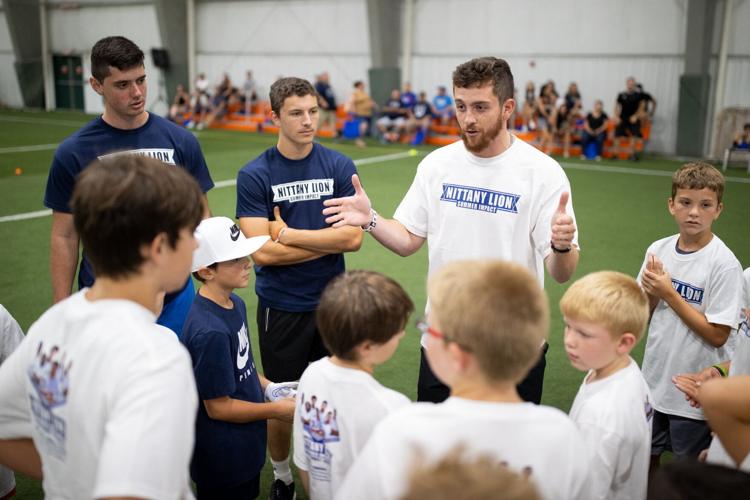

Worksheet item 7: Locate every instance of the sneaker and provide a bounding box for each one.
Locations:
[269,479,296,500]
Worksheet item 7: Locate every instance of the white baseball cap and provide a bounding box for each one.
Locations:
[192,216,269,272]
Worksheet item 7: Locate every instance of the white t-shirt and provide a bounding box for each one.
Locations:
[0,305,24,497]
[707,268,750,469]
[393,137,577,289]
[569,358,653,500]
[335,397,590,500]
[293,357,409,500]
[639,234,743,419]
[0,290,198,500]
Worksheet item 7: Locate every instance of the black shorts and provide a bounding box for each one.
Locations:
[615,118,642,138]
[651,409,712,458]
[256,305,329,382]
[195,474,260,500]
[417,343,548,404]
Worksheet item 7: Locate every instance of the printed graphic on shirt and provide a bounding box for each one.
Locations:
[27,341,72,460]
[272,179,334,203]
[236,323,249,370]
[98,148,176,164]
[440,183,520,214]
[671,278,704,305]
[299,393,340,482]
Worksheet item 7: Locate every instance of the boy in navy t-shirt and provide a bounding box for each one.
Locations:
[182,217,297,499]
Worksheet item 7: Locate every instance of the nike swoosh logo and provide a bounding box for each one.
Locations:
[236,327,249,369]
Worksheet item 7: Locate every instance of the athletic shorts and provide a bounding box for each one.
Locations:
[195,474,260,500]
[651,409,712,458]
[615,119,642,138]
[256,305,329,382]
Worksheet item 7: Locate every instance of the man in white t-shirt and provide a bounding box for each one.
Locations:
[0,156,204,499]
[323,57,579,404]
[293,271,412,500]
[336,260,590,500]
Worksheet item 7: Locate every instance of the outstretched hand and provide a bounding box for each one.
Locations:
[322,174,372,228]
[673,366,723,408]
[550,192,576,251]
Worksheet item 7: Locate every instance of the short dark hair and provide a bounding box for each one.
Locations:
[452,57,514,104]
[91,36,145,82]
[71,155,204,279]
[316,270,413,361]
[671,161,725,203]
[269,77,317,115]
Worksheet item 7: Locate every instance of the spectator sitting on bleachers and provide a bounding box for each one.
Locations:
[537,81,558,154]
[432,85,455,125]
[565,82,582,115]
[400,82,417,111]
[732,123,750,149]
[242,70,258,117]
[521,81,539,131]
[550,102,575,158]
[581,99,609,161]
[376,88,408,143]
[613,76,645,160]
[188,72,211,130]
[405,91,436,143]
[635,83,656,123]
[315,71,338,137]
[168,84,191,125]
[345,80,376,147]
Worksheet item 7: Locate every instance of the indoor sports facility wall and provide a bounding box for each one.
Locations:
[0,0,748,154]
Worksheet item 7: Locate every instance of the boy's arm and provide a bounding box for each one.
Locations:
[50,211,79,303]
[299,469,310,496]
[203,396,295,423]
[641,268,731,348]
[0,438,42,479]
[239,217,326,266]
[700,375,750,467]
[269,206,363,254]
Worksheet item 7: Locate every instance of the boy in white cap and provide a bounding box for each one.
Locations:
[181,216,297,499]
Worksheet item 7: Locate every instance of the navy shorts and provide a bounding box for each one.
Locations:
[651,409,712,458]
[256,305,328,382]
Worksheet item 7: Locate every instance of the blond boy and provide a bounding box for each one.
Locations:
[639,162,743,463]
[336,260,589,500]
[561,271,652,500]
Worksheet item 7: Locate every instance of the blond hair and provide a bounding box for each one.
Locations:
[428,260,548,383]
[671,161,725,203]
[560,271,649,341]
[400,445,541,500]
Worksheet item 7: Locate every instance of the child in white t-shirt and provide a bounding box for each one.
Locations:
[0,305,24,499]
[639,162,743,465]
[561,271,652,500]
[0,156,205,499]
[336,260,590,500]
[293,270,413,500]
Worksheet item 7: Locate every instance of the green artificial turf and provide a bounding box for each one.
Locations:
[1,109,749,499]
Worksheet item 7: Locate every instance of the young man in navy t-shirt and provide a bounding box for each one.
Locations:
[183,216,296,499]
[44,36,213,337]
[236,77,363,500]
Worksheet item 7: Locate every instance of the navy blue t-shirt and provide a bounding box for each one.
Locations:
[314,81,337,110]
[413,101,435,120]
[44,113,214,291]
[236,143,357,312]
[182,293,266,488]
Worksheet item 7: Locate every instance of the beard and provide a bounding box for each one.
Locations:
[460,119,503,154]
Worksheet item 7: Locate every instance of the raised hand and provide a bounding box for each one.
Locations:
[646,253,664,275]
[551,192,575,251]
[269,206,287,241]
[322,174,373,228]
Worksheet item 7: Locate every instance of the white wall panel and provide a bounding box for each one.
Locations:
[47,3,166,115]
[0,11,23,108]
[195,0,370,108]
